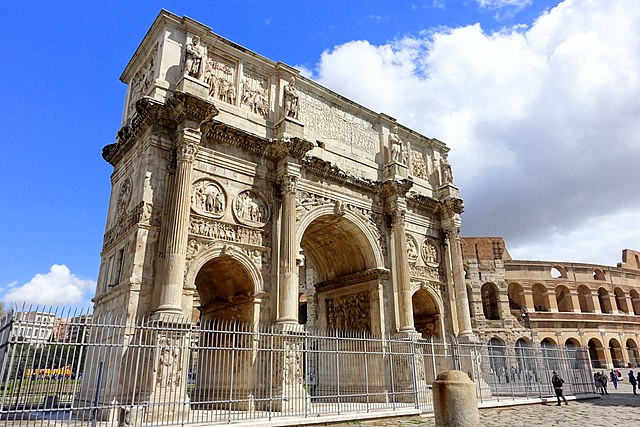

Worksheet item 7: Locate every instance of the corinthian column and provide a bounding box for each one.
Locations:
[277,174,299,324]
[443,215,474,339]
[391,209,416,332]
[156,126,201,316]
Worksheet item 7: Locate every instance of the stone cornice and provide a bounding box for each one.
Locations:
[378,178,414,198]
[406,192,441,212]
[102,97,165,166]
[204,121,270,156]
[440,197,465,215]
[265,137,314,160]
[300,156,382,193]
[102,92,218,167]
[315,268,390,292]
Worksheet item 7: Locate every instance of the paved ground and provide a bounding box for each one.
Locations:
[331,382,640,427]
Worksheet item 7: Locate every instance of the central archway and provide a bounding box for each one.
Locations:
[298,209,383,333]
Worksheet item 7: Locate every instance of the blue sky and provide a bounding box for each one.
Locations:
[1,0,639,307]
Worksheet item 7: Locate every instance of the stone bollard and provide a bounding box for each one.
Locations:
[433,370,480,427]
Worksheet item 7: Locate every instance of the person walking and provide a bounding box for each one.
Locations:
[610,369,618,390]
[629,370,637,395]
[552,371,568,406]
[601,371,609,395]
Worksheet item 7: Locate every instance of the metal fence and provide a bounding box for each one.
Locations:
[0,308,594,426]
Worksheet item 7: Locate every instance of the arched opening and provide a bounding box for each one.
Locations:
[541,338,559,371]
[481,282,500,320]
[508,283,525,312]
[298,294,308,325]
[192,255,257,409]
[626,339,640,367]
[577,285,594,313]
[488,337,507,380]
[609,338,625,368]
[515,338,534,379]
[532,283,550,312]
[466,285,475,318]
[412,289,440,339]
[555,285,573,312]
[551,266,567,279]
[588,338,607,369]
[300,214,379,332]
[631,290,640,315]
[598,288,613,314]
[298,212,382,402]
[614,288,629,313]
[195,256,256,323]
[593,268,605,280]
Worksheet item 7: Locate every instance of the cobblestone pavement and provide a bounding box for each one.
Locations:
[331,382,640,427]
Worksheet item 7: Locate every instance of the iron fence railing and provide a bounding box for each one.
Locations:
[0,308,594,426]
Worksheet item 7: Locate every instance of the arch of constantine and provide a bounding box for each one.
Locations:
[95,10,471,340]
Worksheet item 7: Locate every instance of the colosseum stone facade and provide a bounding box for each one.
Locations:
[462,237,640,369]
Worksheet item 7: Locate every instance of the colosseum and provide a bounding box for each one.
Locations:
[462,237,640,370]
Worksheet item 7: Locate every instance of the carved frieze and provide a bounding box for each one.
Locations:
[298,88,378,154]
[410,148,428,180]
[204,54,237,105]
[127,43,158,120]
[191,179,225,218]
[189,215,266,246]
[409,264,441,282]
[327,291,371,332]
[422,238,440,267]
[103,202,160,250]
[116,177,132,219]
[300,157,381,193]
[156,336,182,389]
[239,68,269,118]
[232,190,270,227]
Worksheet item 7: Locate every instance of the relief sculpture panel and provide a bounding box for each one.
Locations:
[298,88,378,154]
[239,68,269,118]
[233,190,270,227]
[204,54,237,105]
[422,238,440,267]
[191,179,225,218]
[327,292,371,332]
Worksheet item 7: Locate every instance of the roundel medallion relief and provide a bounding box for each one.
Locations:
[421,238,440,267]
[406,234,419,262]
[191,179,226,218]
[233,190,270,227]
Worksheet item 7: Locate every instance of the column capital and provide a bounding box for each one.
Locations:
[277,174,298,195]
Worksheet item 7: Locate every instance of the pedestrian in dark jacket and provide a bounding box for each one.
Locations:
[610,369,618,390]
[552,371,568,406]
[629,370,637,395]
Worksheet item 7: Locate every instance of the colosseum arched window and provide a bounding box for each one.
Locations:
[532,283,550,312]
[481,282,500,320]
[626,339,640,367]
[555,285,573,312]
[550,265,567,279]
[609,338,625,368]
[614,288,629,313]
[593,268,606,280]
[507,282,524,312]
[598,287,613,314]
[631,290,640,315]
[577,285,594,313]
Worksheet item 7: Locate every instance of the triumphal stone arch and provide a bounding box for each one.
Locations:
[92,10,472,418]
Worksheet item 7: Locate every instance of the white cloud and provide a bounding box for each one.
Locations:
[3,265,96,307]
[476,0,532,9]
[311,0,640,265]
